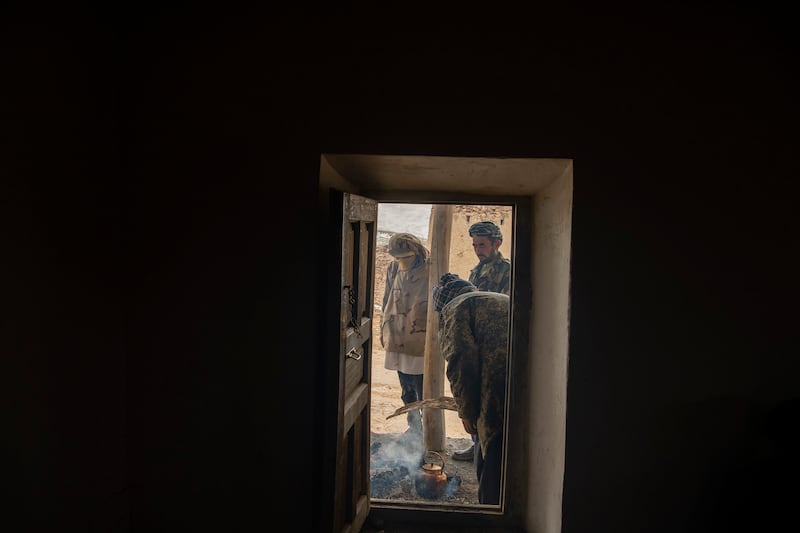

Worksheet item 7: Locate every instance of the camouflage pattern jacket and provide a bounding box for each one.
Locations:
[469,252,511,295]
[438,291,509,458]
[380,260,430,357]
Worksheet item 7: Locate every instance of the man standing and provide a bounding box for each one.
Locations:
[452,220,512,461]
[380,233,430,437]
[467,220,511,295]
[433,273,509,505]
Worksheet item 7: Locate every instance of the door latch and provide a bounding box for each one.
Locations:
[346,348,362,360]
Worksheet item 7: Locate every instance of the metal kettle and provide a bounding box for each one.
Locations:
[414,450,448,499]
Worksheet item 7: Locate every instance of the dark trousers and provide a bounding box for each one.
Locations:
[475,432,503,505]
[397,371,424,432]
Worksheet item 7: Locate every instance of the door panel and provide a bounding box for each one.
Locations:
[333,192,377,533]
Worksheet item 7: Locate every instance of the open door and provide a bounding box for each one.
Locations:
[332,192,377,533]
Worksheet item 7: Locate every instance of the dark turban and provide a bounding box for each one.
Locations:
[432,273,476,312]
[468,221,503,240]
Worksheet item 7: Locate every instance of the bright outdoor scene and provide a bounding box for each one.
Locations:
[369,202,513,505]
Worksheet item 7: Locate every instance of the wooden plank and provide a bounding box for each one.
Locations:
[336,193,375,533]
[423,204,453,451]
[343,382,369,434]
[344,357,363,399]
[347,195,378,222]
[351,494,369,533]
[337,493,368,533]
[344,318,371,354]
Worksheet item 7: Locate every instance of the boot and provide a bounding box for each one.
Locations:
[406,408,422,436]
[452,443,474,461]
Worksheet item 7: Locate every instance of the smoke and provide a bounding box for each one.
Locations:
[372,432,426,466]
[369,432,462,500]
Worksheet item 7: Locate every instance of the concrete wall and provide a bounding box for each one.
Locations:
[527,165,573,533]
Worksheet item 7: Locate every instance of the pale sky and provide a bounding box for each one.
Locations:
[377,203,432,239]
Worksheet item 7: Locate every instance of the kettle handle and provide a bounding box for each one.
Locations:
[424,450,446,472]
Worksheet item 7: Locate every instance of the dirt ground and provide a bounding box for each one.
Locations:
[369,204,512,505]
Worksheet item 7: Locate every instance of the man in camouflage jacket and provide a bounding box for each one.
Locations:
[451,220,511,463]
[468,220,511,295]
[433,273,509,505]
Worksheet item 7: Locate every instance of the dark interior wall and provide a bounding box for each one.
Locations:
[120,11,322,532]
[2,7,128,531]
[4,4,798,532]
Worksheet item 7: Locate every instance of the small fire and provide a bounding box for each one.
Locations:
[369,434,461,501]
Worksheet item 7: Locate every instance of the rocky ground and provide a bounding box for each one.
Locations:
[369,430,477,504]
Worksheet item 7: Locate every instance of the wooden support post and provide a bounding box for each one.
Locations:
[422,204,454,452]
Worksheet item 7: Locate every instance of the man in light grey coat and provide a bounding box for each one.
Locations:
[380,233,430,436]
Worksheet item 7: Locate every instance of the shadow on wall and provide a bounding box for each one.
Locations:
[684,395,800,532]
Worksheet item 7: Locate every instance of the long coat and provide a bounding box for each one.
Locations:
[380,259,430,357]
[439,291,509,458]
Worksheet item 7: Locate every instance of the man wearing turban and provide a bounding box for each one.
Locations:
[433,273,509,505]
[452,220,512,462]
[467,220,511,296]
[380,233,430,437]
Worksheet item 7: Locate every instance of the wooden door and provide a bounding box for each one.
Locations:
[332,192,377,533]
